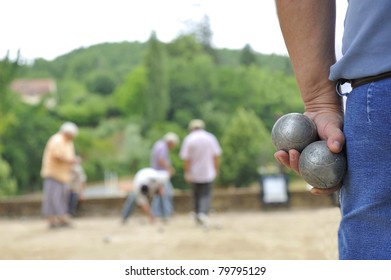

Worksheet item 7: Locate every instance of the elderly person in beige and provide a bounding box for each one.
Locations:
[41,122,80,229]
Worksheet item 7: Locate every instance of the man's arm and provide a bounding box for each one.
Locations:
[157,157,175,176]
[140,203,155,223]
[183,159,191,183]
[275,0,345,194]
[213,156,220,177]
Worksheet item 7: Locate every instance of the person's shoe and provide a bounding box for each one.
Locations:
[58,222,72,228]
[197,213,209,228]
[48,223,58,230]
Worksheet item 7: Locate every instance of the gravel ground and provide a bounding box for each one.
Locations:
[0,207,341,260]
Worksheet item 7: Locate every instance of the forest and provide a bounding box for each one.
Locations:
[0,23,304,196]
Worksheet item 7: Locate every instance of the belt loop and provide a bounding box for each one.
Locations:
[336,79,349,97]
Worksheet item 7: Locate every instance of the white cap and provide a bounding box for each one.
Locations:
[163,132,179,144]
[60,122,78,136]
[188,119,205,131]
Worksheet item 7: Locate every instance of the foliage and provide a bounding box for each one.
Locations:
[0,156,17,197]
[193,15,217,61]
[57,94,109,126]
[2,32,302,195]
[2,103,59,192]
[219,108,274,187]
[0,55,19,150]
[166,35,204,60]
[240,44,258,66]
[168,53,217,125]
[25,42,146,82]
[56,79,87,104]
[143,32,170,126]
[117,122,151,173]
[86,72,116,95]
[113,66,147,116]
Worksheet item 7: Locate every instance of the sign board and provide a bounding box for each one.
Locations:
[260,175,289,204]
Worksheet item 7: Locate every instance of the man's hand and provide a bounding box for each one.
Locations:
[274,110,345,195]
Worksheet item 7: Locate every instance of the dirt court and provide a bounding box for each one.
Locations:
[0,207,341,260]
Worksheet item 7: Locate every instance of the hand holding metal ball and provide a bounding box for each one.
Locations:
[271,113,318,152]
[299,140,346,189]
[272,113,346,189]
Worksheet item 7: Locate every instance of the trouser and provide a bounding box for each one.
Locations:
[122,192,137,221]
[191,182,212,215]
[339,77,391,259]
[151,181,173,218]
[68,191,80,216]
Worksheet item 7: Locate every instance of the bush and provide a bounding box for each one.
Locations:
[219,108,274,187]
[0,157,17,197]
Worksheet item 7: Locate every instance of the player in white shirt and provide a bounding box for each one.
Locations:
[122,168,170,223]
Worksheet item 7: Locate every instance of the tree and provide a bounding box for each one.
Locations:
[166,34,204,60]
[0,156,17,197]
[219,108,274,187]
[195,15,218,61]
[86,72,116,95]
[240,44,258,66]
[143,32,170,125]
[117,123,151,172]
[0,54,19,151]
[168,54,216,126]
[2,103,59,192]
[0,55,19,195]
[113,66,147,116]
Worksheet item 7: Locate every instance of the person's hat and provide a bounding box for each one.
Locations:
[188,119,205,131]
[164,132,179,144]
[60,122,78,136]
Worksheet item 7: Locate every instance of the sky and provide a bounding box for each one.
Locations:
[1,0,348,62]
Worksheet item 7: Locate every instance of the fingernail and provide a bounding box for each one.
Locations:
[333,141,342,150]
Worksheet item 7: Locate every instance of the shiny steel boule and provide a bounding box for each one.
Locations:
[299,140,346,189]
[272,113,318,152]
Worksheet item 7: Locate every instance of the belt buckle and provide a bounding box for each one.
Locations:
[336,79,349,97]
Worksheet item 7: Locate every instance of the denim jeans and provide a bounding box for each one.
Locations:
[68,191,79,216]
[122,192,137,221]
[151,181,174,218]
[339,77,391,259]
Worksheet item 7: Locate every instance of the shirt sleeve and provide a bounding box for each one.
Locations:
[212,135,222,156]
[179,138,190,160]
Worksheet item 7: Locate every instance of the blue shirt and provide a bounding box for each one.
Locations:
[330,0,391,81]
[150,140,169,170]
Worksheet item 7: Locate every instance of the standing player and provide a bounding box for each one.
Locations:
[180,119,222,227]
[150,132,180,220]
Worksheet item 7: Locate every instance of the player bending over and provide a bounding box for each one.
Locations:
[122,168,170,224]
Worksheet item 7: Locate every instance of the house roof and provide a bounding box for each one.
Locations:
[10,78,57,105]
[11,78,57,96]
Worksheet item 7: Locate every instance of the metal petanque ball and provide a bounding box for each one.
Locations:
[272,113,318,152]
[299,140,346,189]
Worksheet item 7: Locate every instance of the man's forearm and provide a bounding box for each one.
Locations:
[214,156,220,174]
[276,0,342,112]
[183,160,190,173]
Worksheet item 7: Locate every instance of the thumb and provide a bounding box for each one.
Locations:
[325,127,345,154]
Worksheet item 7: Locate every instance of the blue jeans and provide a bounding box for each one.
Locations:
[151,181,174,218]
[339,77,391,259]
[68,191,79,216]
[122,192,137,221]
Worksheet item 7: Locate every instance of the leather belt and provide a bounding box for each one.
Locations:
[349,70,391,88]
